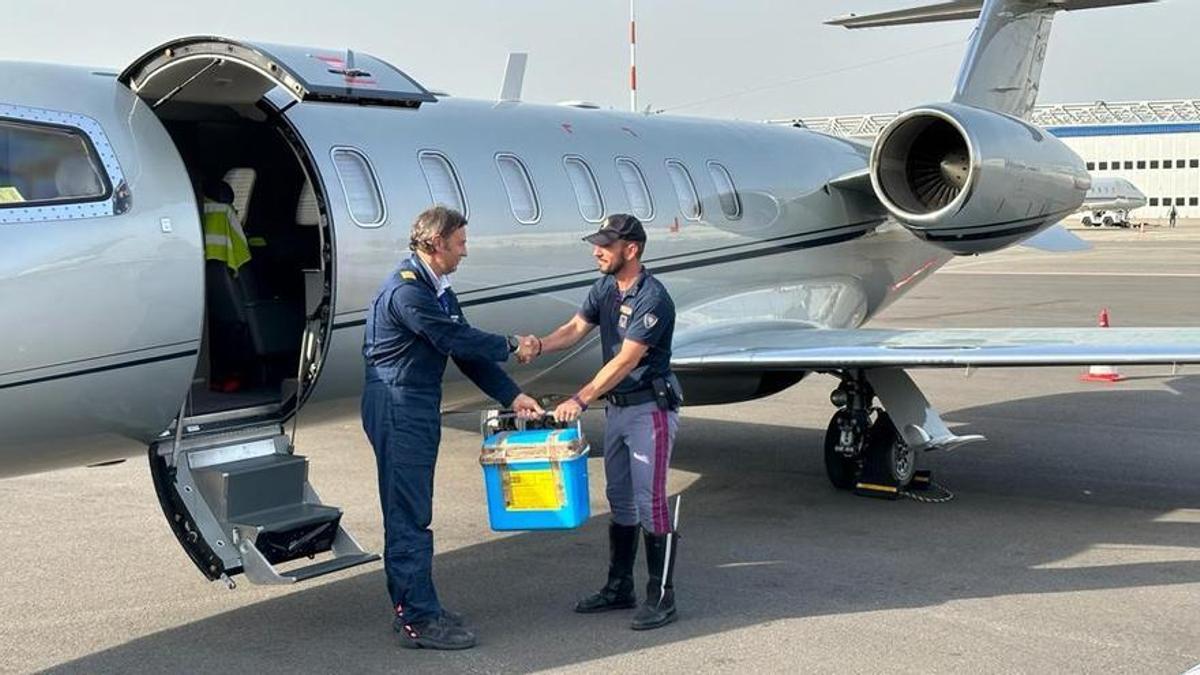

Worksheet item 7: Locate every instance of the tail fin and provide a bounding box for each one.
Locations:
[827,0,1156,119]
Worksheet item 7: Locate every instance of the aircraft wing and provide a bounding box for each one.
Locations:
[671,321,1200,372]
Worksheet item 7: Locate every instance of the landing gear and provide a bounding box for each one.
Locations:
[825,367,936,494]
[822,369,986,500]
[823,376,871,490]
[823,375,916,494]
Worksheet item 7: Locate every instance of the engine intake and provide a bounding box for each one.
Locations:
[869,103,1089,255]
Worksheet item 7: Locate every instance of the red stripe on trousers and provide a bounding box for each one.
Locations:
[651,410,668,532]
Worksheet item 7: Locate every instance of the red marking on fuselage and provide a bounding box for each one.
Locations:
[889,257,938,292]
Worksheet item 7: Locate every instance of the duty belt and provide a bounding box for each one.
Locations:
[604,388,657,407]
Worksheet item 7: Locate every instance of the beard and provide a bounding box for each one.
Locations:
[600,255,627,276]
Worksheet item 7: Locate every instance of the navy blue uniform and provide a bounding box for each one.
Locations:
[362,255,520,625]
[579,270,675,395]
[579,269,681,533]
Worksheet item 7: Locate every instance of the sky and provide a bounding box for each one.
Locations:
[1,0,1193,120]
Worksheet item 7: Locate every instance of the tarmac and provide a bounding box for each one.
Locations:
[2,225,1200,674]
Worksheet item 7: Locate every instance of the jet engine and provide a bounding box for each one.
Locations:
[869,102,1090,255]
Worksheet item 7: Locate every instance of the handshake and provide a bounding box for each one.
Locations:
[511,335,543,365]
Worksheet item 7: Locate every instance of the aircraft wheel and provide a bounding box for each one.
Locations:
[866,413,917,487]
[824,410,864,490]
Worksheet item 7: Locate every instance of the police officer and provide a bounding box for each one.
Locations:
[527,213,682,630]
[362,206,542,650]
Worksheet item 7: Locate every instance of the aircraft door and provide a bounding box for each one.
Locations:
[116,37,420,586]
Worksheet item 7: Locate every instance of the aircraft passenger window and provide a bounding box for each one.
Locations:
[495,154,540,224]
[1098,162,1108,170]
[706,161,742,220]
[0,119,110,208]
[333,148,386,227]
[1138,161,1147,169]
[1150,198,1159,206]
[418,150,468,217]
[665,160,701,221]
[563,156,604,223]
[615,158,654,220]
[1085,162,1095,171]
[223,167,256,221]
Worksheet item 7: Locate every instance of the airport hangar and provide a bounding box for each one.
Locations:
[772,99,1200,222]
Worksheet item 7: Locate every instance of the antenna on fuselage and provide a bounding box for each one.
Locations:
[498,52,528,102]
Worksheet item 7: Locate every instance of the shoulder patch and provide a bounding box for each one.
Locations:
[399,270,417,281]
[643,313,658,329]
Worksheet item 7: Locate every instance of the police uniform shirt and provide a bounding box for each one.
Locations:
[579,269,675,395]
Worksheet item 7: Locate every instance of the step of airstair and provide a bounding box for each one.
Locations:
[181,437,378,585]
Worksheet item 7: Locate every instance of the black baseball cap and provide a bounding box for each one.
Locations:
[583,213,646,246]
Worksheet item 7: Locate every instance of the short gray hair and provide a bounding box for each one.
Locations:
[409,206,467,253]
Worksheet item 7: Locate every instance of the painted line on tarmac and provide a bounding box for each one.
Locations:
[940,270,1200,277]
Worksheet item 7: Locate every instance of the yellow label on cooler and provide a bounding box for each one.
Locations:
[505,468,564,510]
[0,186,26,204]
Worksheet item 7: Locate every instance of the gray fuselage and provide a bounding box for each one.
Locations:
[0,59,948,477]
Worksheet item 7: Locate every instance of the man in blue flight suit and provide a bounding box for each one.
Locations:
[362,206,542,650]
[525,213,683,630]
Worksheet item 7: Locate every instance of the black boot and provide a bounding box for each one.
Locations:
[631,530,677,630]
[575,522,640,613]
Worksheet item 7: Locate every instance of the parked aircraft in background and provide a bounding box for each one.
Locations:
[1078,176,1147,226]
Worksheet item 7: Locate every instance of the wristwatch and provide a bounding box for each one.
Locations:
[506,335,520,353]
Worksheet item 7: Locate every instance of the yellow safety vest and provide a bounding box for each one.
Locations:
[203,201,252,273]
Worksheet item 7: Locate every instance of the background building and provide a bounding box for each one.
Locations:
[774,100,1200,220]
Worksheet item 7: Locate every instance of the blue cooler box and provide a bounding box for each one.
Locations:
[480,426,590,531]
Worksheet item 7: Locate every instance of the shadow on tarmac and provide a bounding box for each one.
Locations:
[48,376,1200,673]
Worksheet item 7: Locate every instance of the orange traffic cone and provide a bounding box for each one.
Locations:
[1081,308,1123,383]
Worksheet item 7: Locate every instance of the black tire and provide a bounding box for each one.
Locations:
[1082,216,1093,227]
[865,413,917,487]
[824,411,861,490]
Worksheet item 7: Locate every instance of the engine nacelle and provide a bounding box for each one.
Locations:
[869,102,1090,255]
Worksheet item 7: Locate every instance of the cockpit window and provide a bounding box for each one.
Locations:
[0,119,111,207]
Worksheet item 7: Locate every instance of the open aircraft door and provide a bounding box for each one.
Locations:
[119,38,435,587]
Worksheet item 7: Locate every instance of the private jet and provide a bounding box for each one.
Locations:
[2,0,1197,588]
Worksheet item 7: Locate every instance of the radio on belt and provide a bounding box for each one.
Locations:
[479,412,591,531]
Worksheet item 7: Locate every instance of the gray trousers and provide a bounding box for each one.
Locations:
[603,401,679,534]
